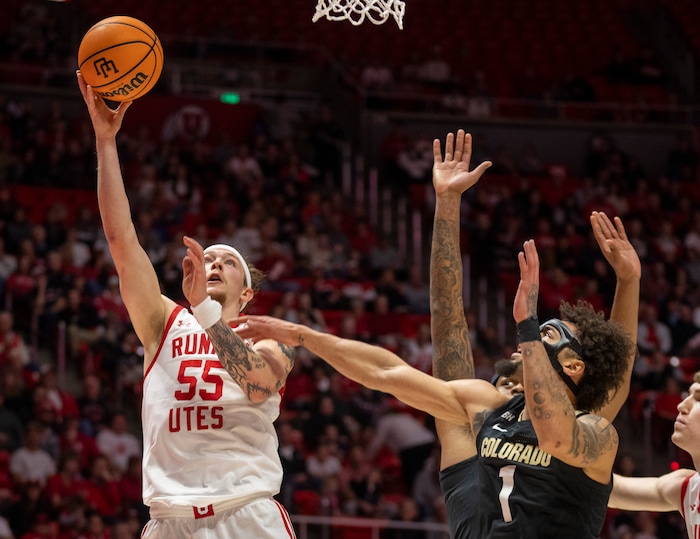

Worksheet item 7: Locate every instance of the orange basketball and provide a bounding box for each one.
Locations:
[78,16,164,102]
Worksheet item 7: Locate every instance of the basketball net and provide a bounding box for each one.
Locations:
[312,0,406,29]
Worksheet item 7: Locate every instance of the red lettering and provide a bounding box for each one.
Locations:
[168,405,225,431]
[200,360,224,400]
[183,405,195,430]
[174,360,202,400]
[184,334,197,355]
[172,336,183,356]
[211,406,223,429]
[198,334,212,354]
[197,406,207,430]
[168,408,181,432]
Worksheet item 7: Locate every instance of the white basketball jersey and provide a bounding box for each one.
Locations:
[682,472,700,539]
[142,306,283,507]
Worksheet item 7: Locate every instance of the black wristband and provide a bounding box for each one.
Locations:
[517,316,541,343]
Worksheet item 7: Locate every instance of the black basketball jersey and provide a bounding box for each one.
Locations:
[439,455,479,539]
[475,394,612,539]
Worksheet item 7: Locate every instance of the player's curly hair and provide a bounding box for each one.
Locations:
[559,300,636,412]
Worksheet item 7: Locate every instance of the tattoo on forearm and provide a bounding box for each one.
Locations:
[526,285,538,317]
[431,218,473,380]
[206,319,272,399]
[525,343,573,422]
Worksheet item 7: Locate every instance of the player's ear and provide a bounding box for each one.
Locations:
[241,287,254,304]
[562,358,585,379]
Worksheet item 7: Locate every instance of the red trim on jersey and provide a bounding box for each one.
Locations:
[681,474,692,520]
[144,305,184,380]
[272,498,296,538]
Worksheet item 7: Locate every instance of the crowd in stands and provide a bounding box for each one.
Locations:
[0,2,699,539]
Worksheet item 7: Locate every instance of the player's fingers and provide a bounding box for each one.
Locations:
[432,138,443,163]
[613,216,629,241]
[461,132,471,163]
[454,129,465,161]
[472,160,492,178]
[444,132,454,161]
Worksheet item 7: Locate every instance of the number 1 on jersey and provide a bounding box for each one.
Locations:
[498,465,516,522]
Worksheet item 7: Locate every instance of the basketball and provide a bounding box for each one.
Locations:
[78,16,164,102]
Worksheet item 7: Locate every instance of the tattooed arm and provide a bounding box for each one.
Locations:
[514,240,618,482]
[206,319,295,403]
[430,130,491,468]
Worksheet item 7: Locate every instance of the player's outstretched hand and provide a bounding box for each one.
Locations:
[432,129,492,197]
[590,211,641,283]
[182,235,209,307]
[235,315,300,347]
[76,70,132,140]
[513,239,540,323]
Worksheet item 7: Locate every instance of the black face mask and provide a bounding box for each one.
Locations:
[539,318,583,395]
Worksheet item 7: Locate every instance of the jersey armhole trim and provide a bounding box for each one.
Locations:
[144,304,184,380]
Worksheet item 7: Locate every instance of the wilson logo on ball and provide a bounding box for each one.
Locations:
[102,73,150,99]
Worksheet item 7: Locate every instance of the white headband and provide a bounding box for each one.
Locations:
[203,244,252,311]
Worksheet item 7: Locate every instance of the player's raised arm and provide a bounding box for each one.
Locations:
[77,71,171,360]
[430,130,491,469]
[590,211,641,422]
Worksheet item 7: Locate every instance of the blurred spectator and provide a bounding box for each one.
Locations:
[82,454,122,523]
[76,374,108,438]
[94,412,140,475]
[637,302,673,356]
[36,367,79,424]
[306,441,343,483]
[403,266,429,315]
[339,443,382,517]
[7,479,51,538]
[0,391,22,452]
[666,300,700,355]
[0,311,29,377]
[57,416,99,474]
[367,404,436,494]
[225,143,263,187]
[650,375,684,454]
[374,268,409,312]
[55,287,101,363]
[78,510,110,539]
[0,238,17,304]
[4,254,39,338]
[45,450,84,517]
[367,294,402,348]
[277,421,310,510]
[382,496,427,539]
[412,447,442,521]
[9,421,55,488]
[402,323,433,373]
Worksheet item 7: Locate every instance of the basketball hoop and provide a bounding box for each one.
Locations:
[312,0,406,29]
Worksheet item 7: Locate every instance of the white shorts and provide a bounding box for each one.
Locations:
[141,497,296,539]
